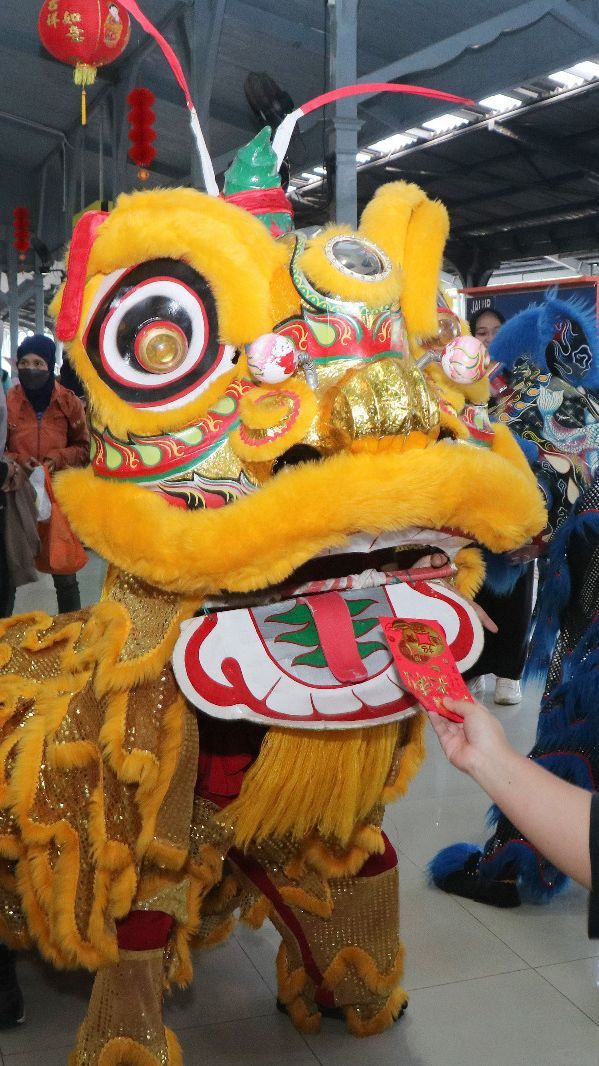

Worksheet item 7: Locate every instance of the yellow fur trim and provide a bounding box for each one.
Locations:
[230,379,318,462]
[276,942,321,1034]
[193,914,236,950]
[284,822,385,882]
[323,943,405,998]
[381,713,426,804]
[241,895,271,929]
[401,197,450,338]
[454,546,485,599]
[78,1028,183,1066]
[424,354,491,410]
[425,363,467,413]
[279,882,334,919]
[0,603,200,972]
[297,224,402,308]
[55,187,299,439]
[460,375,491,405]
[345,984,408,1037]
[201,873,240,914]
[219,723,399,847]
[359,182,427,267]
[55,433,546,597]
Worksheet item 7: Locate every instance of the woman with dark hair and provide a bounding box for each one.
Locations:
[469,307,505,346]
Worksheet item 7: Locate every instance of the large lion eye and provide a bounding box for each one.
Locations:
[324,236,391,281]
[83,258,235,409]
[134,322,188,373]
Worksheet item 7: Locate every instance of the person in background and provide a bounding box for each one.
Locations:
[59,352,86,406]
[470,307,505,347]
[6,333,89,614]
[467,306,531,707]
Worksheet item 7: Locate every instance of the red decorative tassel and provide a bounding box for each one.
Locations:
[127,87,156,181]
[13,207,30,262]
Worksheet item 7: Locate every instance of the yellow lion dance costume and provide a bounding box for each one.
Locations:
[0,125,545,1063]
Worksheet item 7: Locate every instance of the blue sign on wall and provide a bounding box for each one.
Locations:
[465,282,597,323]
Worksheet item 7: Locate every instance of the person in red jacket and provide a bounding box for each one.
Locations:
[6,333,90,614]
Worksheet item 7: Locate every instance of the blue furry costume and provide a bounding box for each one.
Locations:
[430,294,599,907]
[489,291,599,544]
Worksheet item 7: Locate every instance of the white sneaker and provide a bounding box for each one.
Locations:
[494,678,521,705]
[468,676,486,701]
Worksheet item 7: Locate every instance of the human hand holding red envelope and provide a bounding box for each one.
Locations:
[379,617,474,723]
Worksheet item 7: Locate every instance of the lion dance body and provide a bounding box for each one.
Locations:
[0,130,545,1064]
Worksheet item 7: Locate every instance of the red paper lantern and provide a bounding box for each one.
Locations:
[38,1,131,123]
[13,208,30,263]
[127,87,156,181]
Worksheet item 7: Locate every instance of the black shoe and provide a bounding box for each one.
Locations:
[0,985,24,1028]
[438,852,521,909]
[0,947,25,1028]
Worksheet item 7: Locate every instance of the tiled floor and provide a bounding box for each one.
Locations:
[4,564,599,1064]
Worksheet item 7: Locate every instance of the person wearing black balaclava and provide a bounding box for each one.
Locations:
[6,333,90,614]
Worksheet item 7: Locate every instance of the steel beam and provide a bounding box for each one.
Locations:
[185,0,228,186]
[458,197,599,237]
[553,2,599,42]
[34,268,45,333]
[225,0,326,54]
[327,0,361,227]
[7,245,19,379]
[356,0,578,90]
[490,122,599,184]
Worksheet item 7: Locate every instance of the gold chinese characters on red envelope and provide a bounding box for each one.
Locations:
[379,617,473,722]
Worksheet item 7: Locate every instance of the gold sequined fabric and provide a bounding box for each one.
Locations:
[225,834,403,1029]
[0,572,200,975]
[72,949,169,1065]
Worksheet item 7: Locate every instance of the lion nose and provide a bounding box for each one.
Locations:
[324,358,439,447]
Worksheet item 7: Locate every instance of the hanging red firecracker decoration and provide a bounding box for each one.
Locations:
[38,1,131,125]
[13,208,30,263]
[127,87,156,181]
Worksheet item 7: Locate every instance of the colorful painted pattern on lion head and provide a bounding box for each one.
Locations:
[52,141,545,605]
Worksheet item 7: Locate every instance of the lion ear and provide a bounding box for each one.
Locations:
[359,182,449,339]
[359,181,426,266]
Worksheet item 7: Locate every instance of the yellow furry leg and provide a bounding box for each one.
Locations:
[242,840,406,1039]
[345,985,408,1037]
[69,949,180,1064]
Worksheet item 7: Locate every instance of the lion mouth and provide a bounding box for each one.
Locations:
[204,526,473,612]
[174,524,482,729]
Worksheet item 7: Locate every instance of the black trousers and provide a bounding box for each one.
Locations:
[465,562,535,682]
[5,573,81,616]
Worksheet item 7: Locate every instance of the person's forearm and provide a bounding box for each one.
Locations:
[470,745,592,889]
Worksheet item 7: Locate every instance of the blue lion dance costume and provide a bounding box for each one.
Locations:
[431,293,599,907]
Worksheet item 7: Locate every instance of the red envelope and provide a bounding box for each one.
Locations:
[379,616,474,722]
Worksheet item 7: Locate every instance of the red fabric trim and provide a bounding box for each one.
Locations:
[358,832,397,877]
[299,82,474,117]
[197,750,254,800]
[56,211,109,342]
[116,1,194,109]
[229,848,335,1008]
[223,187,293,218]
[229,837,399,1005]
[116,910,173,951]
